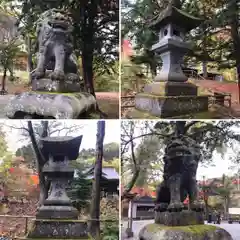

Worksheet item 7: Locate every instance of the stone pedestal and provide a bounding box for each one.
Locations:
[155,210,204,226]
[28,220,88,239]
[124,2,211,119]
[133,93,208,118]
[32,77,84,93]
[4,92,96,119]
[26,136,89,239]
[144,82,197,96]
[139,224,233,240]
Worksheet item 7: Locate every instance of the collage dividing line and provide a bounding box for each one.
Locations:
[0,0,240,240]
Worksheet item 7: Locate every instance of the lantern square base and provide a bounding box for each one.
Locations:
[27,219,88,239]
[36,205,79,219]
[143,81,198,96]
[130,93,208,118]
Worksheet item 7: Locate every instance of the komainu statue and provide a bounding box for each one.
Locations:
[31,8,83,90]
[5,8,97,119]
[155,134,203,213]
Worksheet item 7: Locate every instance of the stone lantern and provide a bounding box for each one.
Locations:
[28,135,89,239]
[150,3,203,84]
[127,2,209,118]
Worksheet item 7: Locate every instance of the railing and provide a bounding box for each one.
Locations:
[121,95,135,111]
[183,69,207,81]
[0,215,34,236]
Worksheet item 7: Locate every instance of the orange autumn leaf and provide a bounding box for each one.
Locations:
[122,39,133,60]
[29,175,39,185]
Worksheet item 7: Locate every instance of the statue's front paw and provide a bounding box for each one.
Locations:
[168,202,184,212]
[66,73,79,82]
[32,69,45,79]
[190,201,204,212]
[155,203,168,212]
[50,70,65,81]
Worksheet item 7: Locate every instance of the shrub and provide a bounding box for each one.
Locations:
[100,197,119,240]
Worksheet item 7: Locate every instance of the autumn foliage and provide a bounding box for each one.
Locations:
[1,156,39,201]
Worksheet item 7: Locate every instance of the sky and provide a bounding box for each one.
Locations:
[0,120,120,153]
[121,120,240,180]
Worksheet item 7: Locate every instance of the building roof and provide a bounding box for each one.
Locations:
[85,167,119,180]
[121,185,156,198]
[133,195,155,203]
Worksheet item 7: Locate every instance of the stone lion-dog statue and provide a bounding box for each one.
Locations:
[31,8,79,81]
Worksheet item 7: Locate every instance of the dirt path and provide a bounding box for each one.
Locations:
[195,80,239,105]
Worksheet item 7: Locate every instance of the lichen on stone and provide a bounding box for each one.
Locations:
[139,223,233,240]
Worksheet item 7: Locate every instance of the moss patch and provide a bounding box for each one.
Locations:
[32,91,75,96]
[170,110,220,119]
[125,108,159,119]
[34,219,87,223]
[146,224,218,236]
[23,238,90,240]
[136,93,209,99]
[125,108,219,119]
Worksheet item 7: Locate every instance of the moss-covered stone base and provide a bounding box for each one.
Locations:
[125,108,221,119]
[5,91,97,119]
[27,219,89,239]
[134,93,208,118]
[139,224,233,240]
[22,238,90,240]
[143,82,198,96]
[155,210,204,226]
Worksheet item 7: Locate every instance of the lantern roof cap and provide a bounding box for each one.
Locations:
[41,135,83,160]
[149,4,203,32]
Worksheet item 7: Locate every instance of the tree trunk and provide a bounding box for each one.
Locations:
[27,121,49,206]
[202,10,208,79]
[80,1,107,117]
[228,0,240,102]
[202,61,208,79]
[1,67,7,92]
[175,121,186,136]
[122,169,140,200]
[204,198,209,220]
[26,36,33,82]
[89,121,105,238]
[149,60,157,78]
[81,1,97,97]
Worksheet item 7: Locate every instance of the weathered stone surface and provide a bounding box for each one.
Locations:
[31,9,80,80]
[32,76,84,93]
[155,210,204,226]
[36,206,79,219]
[135,93,208,118]
[125,108,221,119]
[144,82,198,96]
[27,220,88,239]
[5,92,96,119]
[139,224,233,240]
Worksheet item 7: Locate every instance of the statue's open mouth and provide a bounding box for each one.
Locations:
[48,21,68,30]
